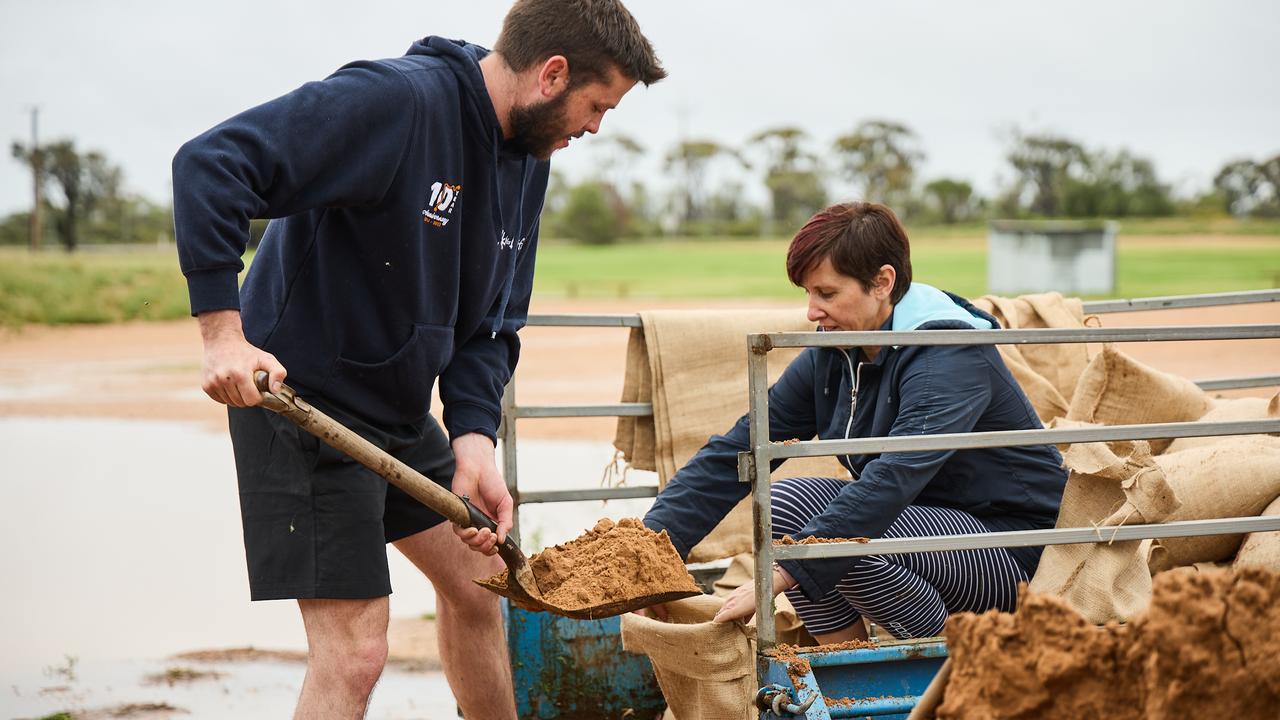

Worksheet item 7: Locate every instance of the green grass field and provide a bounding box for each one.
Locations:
[0,249,194,326]
[2,223,1278,325]
[530,235,1280,301]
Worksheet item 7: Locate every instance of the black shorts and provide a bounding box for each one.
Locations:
[227,397,454,601]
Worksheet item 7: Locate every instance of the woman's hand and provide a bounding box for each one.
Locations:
[713,567,796,623]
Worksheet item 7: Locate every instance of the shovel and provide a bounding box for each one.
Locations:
[251,373,700,619]
[251,372,546,607]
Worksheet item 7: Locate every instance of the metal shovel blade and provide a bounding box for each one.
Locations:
[474,572,700,620]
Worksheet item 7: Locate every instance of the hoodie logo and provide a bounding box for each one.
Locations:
[423,181,462,227]
[498,230,526,251]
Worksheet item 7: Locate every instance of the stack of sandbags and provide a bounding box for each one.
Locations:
[1235,495,1280,570]
[1028,437,1178,623]
[1165,393,1280,453]
[621,594,756,720]
[1145,436,1280,572]
[1066,344,1212,454]
[1147,392,1280,570]
[1040,355,1280,612]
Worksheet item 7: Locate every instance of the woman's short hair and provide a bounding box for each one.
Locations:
[785,201,913,304]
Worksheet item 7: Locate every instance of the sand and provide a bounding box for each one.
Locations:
[481,517,701,614]
[775,535,870,545]
[935,566,1280,719]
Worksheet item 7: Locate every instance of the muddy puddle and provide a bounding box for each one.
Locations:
[4,655,454,719]
[1,417,656,718]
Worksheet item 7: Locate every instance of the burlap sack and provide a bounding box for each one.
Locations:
[1028,438,1178,623]
[616,327,658,472]
[971,292,1088,423]
[1067,345,1212,454]
[1234,495,1280,571]
[621,594,756,720]
[1164,392,1280,454]
[613,309,847,562]
[1146,437,1280,572]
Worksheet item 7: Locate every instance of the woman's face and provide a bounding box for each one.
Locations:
[799,257,896,333]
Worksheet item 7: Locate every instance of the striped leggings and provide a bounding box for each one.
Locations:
[772,477,1027,639]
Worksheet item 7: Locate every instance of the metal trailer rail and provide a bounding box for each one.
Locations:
[496,289,1277,719]
[741,303,1279,718]
[500,288,1280,537]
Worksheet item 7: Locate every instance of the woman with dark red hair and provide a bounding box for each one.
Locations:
[642,202,1067,641]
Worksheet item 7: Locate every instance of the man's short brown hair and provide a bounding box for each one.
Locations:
[786,202,914,304]
[495,0,666,86]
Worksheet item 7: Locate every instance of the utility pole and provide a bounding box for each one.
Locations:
[29,107,42,252]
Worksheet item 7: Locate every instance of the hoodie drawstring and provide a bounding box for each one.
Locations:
[489,130,531,339]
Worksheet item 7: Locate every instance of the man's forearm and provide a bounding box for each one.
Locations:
[198,309,246,344]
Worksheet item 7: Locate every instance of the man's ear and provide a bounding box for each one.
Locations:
[537,55,570,98]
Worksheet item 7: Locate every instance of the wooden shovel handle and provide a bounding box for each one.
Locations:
[252,371,470,526]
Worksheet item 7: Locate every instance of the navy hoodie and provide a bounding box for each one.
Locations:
[173,37,549,437]
[643,284,1068,602]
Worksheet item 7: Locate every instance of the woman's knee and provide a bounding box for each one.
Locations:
[769,476,832,536]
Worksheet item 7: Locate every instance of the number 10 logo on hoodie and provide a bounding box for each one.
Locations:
[423,181,462,227]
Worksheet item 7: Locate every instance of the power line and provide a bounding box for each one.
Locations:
[28,106,42,252]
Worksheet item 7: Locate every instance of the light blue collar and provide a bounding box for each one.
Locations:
[891,283,992,332]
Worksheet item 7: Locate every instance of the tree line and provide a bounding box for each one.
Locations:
[6,139,173,251]
[543,121,1280,244]
[5,122,1280,251]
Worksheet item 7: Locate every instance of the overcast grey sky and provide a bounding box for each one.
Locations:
[2,0,1277,216]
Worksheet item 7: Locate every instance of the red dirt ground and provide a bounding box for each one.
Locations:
[1,299,1275,441]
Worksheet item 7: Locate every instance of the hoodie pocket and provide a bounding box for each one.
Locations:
[326,324,454,426]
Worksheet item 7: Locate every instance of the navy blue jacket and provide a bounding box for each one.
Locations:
[173,37,548,437]
[643,285,1067,602]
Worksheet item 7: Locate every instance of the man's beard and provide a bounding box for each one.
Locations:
[508,90,572,160]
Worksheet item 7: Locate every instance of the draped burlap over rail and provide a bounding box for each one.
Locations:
[611,309,846,562]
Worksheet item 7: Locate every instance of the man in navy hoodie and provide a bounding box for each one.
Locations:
[172,1,664,715]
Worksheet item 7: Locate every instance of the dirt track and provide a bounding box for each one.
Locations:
[0,298,1276,441]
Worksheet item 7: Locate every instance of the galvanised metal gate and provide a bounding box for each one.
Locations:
[496,288,1279,719]
[741,289,1280,719]
[501,289,1280,539]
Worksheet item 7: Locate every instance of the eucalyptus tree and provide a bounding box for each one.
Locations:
[832,120,923,209]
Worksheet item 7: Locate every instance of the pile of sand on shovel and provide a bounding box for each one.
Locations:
[478,518,701,618]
